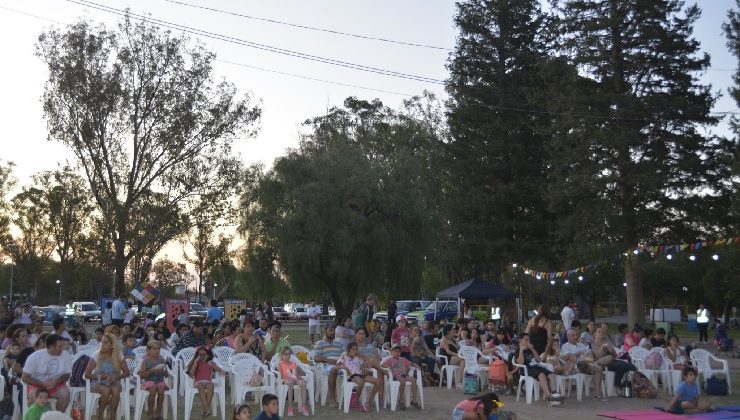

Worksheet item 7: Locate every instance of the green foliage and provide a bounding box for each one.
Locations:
[150,258,193,298]
[723,1,740,232]
[445,0,559,279]
[241,98,438,316]
[36,14,260,293]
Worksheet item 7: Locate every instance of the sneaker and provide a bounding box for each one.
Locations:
[287,407,294,417]
[300,405,310,416]
[547,394,565,403]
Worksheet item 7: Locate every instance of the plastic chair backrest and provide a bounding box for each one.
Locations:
[133,346,148,359]
[213,346,235,363]
[458,345,483,373]
[229,352,260,368]
[689,349,712,372]
[629,346,649,359]
[176,347,196,365]
[232,358,267,385]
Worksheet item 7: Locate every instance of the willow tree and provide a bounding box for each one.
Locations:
[37,15,260,292]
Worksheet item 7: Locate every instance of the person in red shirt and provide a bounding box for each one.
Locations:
[391,316,412,360]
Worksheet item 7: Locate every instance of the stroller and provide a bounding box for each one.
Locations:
[715,321,736,358]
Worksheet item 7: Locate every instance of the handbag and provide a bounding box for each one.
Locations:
[705,375,729,395]
[463,373,479,394]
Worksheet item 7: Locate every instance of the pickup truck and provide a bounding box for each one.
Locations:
[405,300,459,324]
[373,300,430,324]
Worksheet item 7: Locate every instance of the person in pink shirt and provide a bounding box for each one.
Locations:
[380,345,420,409]
[452,392,516,420]
[277,347,309,416]
[187,346,224,418]
[390,316,412,360]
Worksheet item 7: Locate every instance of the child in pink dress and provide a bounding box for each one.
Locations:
[187,346,224,418]
[337,342,380,412]
[277,347,310,416]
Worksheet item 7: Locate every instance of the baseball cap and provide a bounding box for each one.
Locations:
[396,315,407,323]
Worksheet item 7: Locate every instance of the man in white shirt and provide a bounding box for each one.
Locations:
[22,334,73,412]
[696,304,709,343]
[307,299,322,345]
[560,303,575,344]
[112,294,127,326]
[561,329,607,401]
[124,303,136,325]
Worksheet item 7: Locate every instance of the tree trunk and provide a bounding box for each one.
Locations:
[114,236,127,295]
[625,255,644,328]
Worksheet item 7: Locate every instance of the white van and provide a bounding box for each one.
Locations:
[72,301,102,322]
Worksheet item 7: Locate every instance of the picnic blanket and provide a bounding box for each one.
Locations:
[598,409,740,420]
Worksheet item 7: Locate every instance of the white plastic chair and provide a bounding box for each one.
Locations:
[513,363,540,404]
[181,364,227,420]
[691,349,732,394]
[68,352,91,414]
[382,366,423,411]
[132,359,178,420]
[435,347,461,389]
[133,346,148,359]
[212,346,234,364]
[458,345,490,387]
[232,358,276,406]
[269,353,315,416]
[338,368,379,413]
[549,361,584,401]
[629,347,657,384]
[77,344,98,354]
[84,376,128,420]
[228,353,262,404]
[175,348,196,397]
[649,347,672,393]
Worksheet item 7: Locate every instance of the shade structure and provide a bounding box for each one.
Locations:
[436,278,516,300]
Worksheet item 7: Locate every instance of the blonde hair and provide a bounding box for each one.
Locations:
[95,333,123,374]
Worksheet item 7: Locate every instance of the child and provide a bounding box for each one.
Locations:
[122,333,137,359]
[277,347,310,416]
[3,343,20,374]
[380,345,420,409]
[139,340,169,419]
[187,345,224,418]
[665,366,711,414]
[232,403,251,420]
[337,342,380,412]
[90,327,105,347]
[452,392,516,420]
[255,393,280,420]
[23,387,49,420]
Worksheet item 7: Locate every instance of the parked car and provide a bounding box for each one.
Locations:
[189,302,207,321]
[291,306,309,320]
[405,300,459,324]
[272,307,290,320]
[71,301,102,323]
[373,300,431,324]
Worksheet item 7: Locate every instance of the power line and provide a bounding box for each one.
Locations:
[162,0,452,51]
[64,0,446,85]
[0,5,64,24]
[215,59,415,96]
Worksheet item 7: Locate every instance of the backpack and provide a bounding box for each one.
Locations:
[643,352,663,370]
[488,358,508,385]
[69,355,90,387]
[632,372,657,399]
[463,373,479,394]
[352,303,369,329]
[705,375,729,395]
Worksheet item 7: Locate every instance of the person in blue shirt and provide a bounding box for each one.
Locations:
[206,300,222,326]
[254,393,280,420]
[665,366,711,414]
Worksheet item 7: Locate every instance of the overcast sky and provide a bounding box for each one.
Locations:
[0,0,736,186]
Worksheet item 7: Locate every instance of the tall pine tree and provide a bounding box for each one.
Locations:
[724,1,740,229]
[554,0,733,327]
[445,0,558,282]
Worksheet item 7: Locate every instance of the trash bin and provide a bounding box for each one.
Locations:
[687,315,697,332]
[655,321,672,335]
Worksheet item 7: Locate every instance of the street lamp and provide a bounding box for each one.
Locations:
[56,280,61,305]
[213,283,218,300]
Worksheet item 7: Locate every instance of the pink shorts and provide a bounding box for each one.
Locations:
[28,383,67,397]
[141,381,169,391]
[194,380,212,386]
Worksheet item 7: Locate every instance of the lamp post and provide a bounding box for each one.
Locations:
[213,283,218,300]
[56,279,61,305]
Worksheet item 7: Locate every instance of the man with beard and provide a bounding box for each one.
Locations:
[313,325,344,408]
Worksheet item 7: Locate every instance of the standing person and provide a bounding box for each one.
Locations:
[525,304,552,355]
[560,302,576,344]
[265,303,274,324]
[123,303,136,325]
[696,304,709,344]
[306,299,322,345]
[102,301,112,326]
[206,300,222,326]
[385,300,397,343]
[352,294,377,330]
[83,333,129,420]
[112,295,127,326]
[21,334,73,413]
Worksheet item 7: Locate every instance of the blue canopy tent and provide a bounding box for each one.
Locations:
[434,278,517,324]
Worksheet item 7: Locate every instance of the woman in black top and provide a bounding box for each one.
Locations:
[439,325,465,387]
[516,333,563,404]
[525,304,552,355]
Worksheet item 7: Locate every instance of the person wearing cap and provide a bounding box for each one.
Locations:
[391,315,412,361]
[381,345,421,410]
[172,319,206,355]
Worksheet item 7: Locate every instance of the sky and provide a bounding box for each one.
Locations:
[0,0,736,264]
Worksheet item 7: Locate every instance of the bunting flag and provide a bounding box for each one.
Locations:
[518,236,738,282]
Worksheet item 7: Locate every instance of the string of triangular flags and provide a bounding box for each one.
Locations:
[519,236,739,281]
